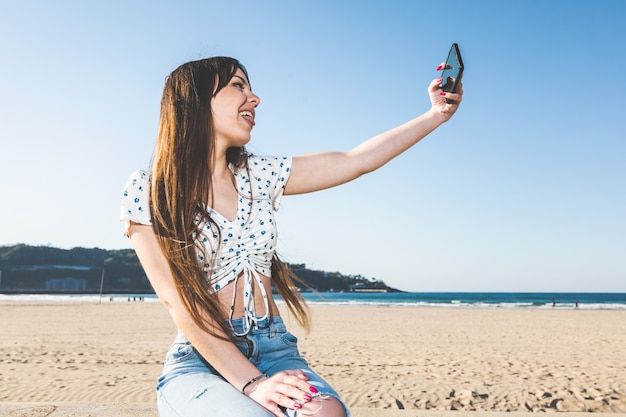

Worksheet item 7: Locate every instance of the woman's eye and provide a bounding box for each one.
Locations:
[232,82,245,89]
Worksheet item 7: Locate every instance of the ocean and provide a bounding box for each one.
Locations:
[1,292,625,310]
[297,292,626,310]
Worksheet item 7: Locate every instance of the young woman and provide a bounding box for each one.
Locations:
[121,56,463,417]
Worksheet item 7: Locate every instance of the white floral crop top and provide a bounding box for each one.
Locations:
[120,155,292,335]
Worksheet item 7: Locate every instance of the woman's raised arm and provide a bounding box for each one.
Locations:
[284,77,462,195]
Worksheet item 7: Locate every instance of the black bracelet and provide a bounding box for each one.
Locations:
[241,373,268,394]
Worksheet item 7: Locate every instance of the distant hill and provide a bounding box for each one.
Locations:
[0,244,401,294]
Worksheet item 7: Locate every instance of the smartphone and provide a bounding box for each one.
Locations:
[440,43,464,96]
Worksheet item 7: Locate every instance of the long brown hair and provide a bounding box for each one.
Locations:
[150,57,310,339]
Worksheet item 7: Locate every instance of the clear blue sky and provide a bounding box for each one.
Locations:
[1,1,624,292]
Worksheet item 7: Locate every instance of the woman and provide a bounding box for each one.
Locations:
[121,56,462,417]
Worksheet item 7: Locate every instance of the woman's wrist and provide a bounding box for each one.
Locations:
[241,373,268,395]
[425,106,451,126]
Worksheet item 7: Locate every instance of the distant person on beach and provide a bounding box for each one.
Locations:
[120,56,462,417]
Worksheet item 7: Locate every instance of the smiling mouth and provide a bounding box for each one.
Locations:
[239,110,255,126]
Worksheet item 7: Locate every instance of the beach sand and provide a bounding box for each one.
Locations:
[0,301,625,413]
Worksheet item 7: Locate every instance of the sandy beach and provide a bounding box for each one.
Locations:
[0,301,624,413]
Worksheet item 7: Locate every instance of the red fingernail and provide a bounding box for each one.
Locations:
[303,394,312,402]
[294,402,303,409]
[436,65,443,71]
[440,92,446,96]
[436,78,443,83]
[310,386,319,394]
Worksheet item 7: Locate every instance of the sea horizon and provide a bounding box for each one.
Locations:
[1,291,625,310]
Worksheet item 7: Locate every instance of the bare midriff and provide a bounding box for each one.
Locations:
[216,271,279,319]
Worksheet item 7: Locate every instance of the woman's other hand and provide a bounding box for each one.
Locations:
[245,369,315,416]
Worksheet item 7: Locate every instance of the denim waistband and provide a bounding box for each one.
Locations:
[229,315,282,332]
[174,316,283,344]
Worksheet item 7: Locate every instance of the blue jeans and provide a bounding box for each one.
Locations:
[156,316,351,417]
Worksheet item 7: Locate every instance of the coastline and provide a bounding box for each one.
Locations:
[1,302,625,413]
[2,291,625,310]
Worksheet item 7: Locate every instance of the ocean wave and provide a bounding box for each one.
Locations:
[1,293,625,310]
[0,294,160,303]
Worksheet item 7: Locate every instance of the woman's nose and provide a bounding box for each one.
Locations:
[249,92,260,107]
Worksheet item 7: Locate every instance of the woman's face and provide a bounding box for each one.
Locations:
[211,68,260,150]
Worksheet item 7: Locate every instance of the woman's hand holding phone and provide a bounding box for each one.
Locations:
[429,76,462,121]
[425,43,464,120]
